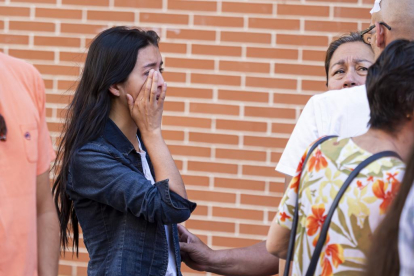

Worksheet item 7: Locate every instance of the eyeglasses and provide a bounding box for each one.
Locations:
[0,114,7,142]
[360,22,392,45]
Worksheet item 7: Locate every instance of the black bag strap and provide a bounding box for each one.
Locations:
[304,150,401,276]
[283,135,338,276]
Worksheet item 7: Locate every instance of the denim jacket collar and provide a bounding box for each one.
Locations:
[102,118,154,178]
[102,119,149,155]
[102,119,135,156]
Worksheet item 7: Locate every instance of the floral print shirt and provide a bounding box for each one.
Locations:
[277,137,405,276]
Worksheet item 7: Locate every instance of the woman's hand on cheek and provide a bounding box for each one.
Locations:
[127,69,167,138]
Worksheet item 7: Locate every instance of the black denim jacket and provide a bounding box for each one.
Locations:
[67,119,196,276]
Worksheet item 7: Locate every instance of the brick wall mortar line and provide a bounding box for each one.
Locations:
[211,117,216,132]
[214,58,219,72]
[182,158,188,172]
[29,5,35,20]
[184,172,284,183]
[161,52,327,62]
[240,74,245,88]
[238,133,243,148]
[295,106,302,120]
[189,13,194,27]
[198,203,271,213]
[240,103,244,118]
[55,20,60,35]
[166,140,278,152]
[52,107,57,119]
[54,50,59,64]
[300,17,304,33]
[187,230,268,241]
[266,121,271,136]
[185,70,190,84]
[213,87,218,102]
[187,43,191,56]
[52,78,57,91]
[297,78,302,92]
[28,33,34,48]
[265,179,270,193]
[184,100,190,114]
[136,10,140,23]
[184,129,189,143]
[215,30,220,43]
[59,260,88,267]
[207,234,212,248]
[162,124,296,134]
[134,11,139,24]
[4,19,9,33]
[264,209,269,223]
[207,204,212,217]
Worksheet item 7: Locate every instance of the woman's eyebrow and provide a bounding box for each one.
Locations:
[143,61,164,69]
[330,60,345,69]
[330,58,373,70]
[354,58,373,64]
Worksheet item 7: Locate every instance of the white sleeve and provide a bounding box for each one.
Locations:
[275,96,321,176]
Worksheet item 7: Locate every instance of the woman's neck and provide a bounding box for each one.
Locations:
[353,126,414,162]
[109,103,139,151]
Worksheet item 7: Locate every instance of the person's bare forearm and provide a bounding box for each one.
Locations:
[207,241,278,276]
[142,131,187,199]
[37,211,60,276]
[36,171,59,276]
[284,175,293,190]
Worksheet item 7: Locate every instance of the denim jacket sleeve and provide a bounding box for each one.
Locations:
[68,143,196,225]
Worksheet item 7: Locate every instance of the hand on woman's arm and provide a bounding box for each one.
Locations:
[178,225,279,276]
[127,69,187,199]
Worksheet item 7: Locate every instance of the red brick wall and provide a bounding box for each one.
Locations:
[0,0,371,275]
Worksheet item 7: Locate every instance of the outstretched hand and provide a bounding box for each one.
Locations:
[127,69,167,137]
[178,224,214,272]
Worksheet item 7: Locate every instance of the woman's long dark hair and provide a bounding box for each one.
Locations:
[52,26,159,254]
[365,147,414,275]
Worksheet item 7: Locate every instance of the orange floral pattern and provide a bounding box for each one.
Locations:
[373,179,400,214]
[320,243,345,276]
[276,137,405,276]
[308,149,328,172]
[306,204,327,236]
[289,151,307,193]
[279,212,291,222]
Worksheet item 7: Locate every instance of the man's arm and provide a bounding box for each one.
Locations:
[178,225,278,276]
[36,170,60,276]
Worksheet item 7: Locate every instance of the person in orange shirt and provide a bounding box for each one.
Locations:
[0,52,59,275]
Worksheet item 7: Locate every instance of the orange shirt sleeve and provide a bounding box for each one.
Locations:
[33,68,56,176]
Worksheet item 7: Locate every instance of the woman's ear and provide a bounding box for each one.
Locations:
[109,83,121,97]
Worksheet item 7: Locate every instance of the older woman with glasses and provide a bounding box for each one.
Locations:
[267,39,414,276]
